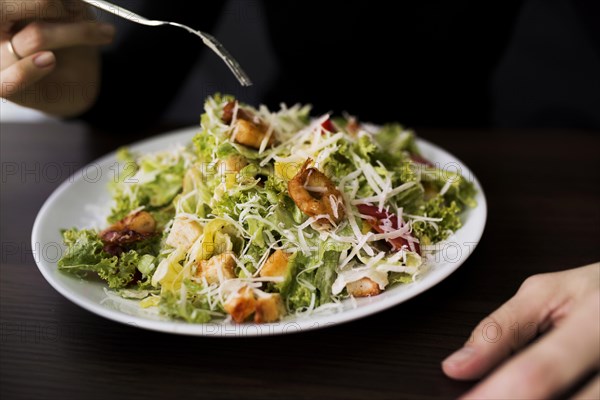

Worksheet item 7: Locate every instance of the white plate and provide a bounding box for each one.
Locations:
[32,126,487,336]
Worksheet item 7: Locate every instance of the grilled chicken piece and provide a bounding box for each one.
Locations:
[346,277,381,297]
[254,293,285,323]
[165,217,202,250]
[224,286,256,323]
[259,249,291,279]
[222,100,276,149]
[100,211,156,246]
[196,252,236,285]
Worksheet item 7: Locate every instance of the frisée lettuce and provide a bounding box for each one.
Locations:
[58,94,477,324]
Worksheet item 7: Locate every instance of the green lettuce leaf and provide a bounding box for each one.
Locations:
[374,124,420,155]
[420,166,477,209]
[108,148,189,223]
[411,196,463,243]
[314,250,340,304]
[58,229,159,289]
[278,240,348,310]
[159,280,215,323]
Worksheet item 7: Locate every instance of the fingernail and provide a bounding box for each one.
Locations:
[443,347,476,366]
[33,52,56,68]
[99,23,116,38]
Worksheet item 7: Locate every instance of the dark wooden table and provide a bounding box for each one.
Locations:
[1,121,598,400]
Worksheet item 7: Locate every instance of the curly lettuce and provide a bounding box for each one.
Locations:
[58,229,159,289]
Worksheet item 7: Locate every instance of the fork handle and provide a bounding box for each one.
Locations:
[81,0,252,86]
[80,0,163,26]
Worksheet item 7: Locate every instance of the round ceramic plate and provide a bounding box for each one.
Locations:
[32,126,487,336]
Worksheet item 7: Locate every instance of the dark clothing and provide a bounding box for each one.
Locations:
[83,1,600,130]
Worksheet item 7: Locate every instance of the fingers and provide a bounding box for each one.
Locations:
[461,289,600,399]
[11,21,115,57]
[0,0,65,24]
[443,264,600,381]
[442,273,563,380]
[0,21,114,70]
[572,374,600,400]
[0,51,55,98]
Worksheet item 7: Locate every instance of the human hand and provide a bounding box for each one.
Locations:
[0,0,114,116]
[443,263,600,399]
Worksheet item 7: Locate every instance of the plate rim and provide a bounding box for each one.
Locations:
[31,126,487,337]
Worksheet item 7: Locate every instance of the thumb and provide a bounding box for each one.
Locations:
[1,51,56,99]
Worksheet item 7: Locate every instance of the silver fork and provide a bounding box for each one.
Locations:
[81,0,252,86]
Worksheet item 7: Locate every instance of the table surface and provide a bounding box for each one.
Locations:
[1,121,598,400]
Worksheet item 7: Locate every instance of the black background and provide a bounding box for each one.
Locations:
[84,0,600,131]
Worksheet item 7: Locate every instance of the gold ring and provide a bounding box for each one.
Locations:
[7,37,22,60]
